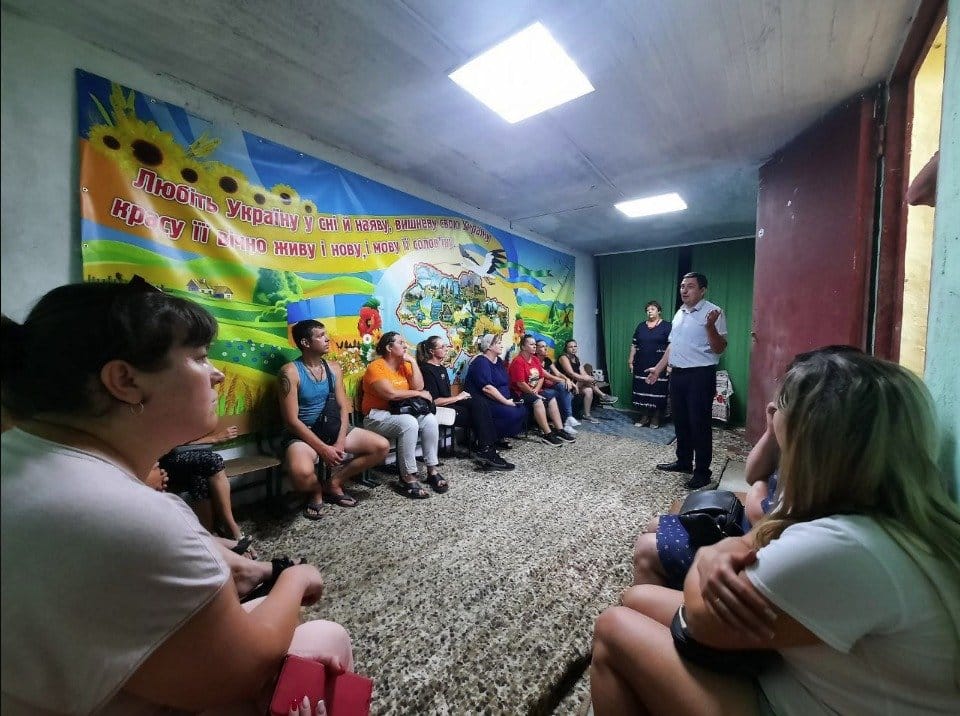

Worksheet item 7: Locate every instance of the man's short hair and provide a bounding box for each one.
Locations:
[682,272,708,289]
[292,319,324,348]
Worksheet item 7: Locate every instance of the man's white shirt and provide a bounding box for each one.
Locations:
[668,299,727,368]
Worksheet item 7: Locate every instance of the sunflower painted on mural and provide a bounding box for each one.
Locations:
[271,183,300,207]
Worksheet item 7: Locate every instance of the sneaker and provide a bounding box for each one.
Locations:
[565,416,581,428]
[477,449,515,471]
[582,415,599,423]
[562,424,578,435]
[554,429,576,443]
[494,439,513,451]
[599,394,619,405]
[539,432,564,447]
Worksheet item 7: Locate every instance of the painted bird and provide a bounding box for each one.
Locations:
[458,245,508,284]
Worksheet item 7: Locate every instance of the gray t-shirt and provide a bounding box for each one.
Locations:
[748,515,959,715]
[1,429,230,715]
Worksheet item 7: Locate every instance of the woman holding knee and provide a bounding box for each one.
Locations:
[1,280,352,714]
[362,331,448,498]
[558,339,614,422]
[592,351,960,715]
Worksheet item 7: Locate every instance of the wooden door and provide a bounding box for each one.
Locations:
[747,93,879,440]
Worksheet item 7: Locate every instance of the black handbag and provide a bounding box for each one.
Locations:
[677,490,746,547]
[670,605,776,676]
[389,396,435,417]
[310,360,342,445]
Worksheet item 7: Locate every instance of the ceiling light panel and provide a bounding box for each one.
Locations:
[449,22,595,124]
[615,193,688,218]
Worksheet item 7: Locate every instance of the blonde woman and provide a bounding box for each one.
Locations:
[592,351,960,715]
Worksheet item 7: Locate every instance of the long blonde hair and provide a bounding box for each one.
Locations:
[755,352,960,680]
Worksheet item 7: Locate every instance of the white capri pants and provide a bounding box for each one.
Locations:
[363,409,439,476]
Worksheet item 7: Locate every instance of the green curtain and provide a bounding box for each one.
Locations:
[597,248,680,408]
[691,238,756,424]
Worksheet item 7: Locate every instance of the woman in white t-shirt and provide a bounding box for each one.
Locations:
[591,351,960,715]
[1,279,353,714]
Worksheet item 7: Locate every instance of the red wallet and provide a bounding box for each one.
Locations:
[269,655,373,716]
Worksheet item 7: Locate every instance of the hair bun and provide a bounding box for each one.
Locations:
[0,315,28,374]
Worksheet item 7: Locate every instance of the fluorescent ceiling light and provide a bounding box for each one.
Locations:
[615,193,688,218]
[449,22,594,124]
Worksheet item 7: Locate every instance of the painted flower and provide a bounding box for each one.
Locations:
[362,333,373,345]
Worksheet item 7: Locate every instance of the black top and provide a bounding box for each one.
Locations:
[419,361,452,399]
[561,353,581,378]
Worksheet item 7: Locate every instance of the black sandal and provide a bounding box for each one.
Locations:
[425,471,449,494]
[229,535,257,560]
[240,556,307,603]
[394,479,430,499]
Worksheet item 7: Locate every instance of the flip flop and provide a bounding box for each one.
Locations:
[303,501,324,520]
[323,491,358,508]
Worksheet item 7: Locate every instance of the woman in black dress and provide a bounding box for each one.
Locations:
[628,300,671,428]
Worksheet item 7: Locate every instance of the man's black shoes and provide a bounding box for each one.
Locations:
[684,473,712,490]
[656,461,693,473]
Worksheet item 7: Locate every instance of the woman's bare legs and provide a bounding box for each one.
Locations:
[207,469,243,539]
[591,585,759,716]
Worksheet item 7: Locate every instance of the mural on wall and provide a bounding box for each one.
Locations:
[76,70,575,429]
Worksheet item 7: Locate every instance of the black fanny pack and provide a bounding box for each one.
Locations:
[389,396,435,416]
[670,605,776,676]
[677,490,746,547]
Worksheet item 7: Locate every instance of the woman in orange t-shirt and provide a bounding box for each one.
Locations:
[361,331,447,498]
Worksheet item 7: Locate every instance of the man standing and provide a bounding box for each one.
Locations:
[645,272,727,489]
[278,319,390,520]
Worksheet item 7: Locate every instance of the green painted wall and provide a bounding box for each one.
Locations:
[924,4,960,497]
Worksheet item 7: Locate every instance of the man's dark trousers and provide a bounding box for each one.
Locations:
[669,365,716,478]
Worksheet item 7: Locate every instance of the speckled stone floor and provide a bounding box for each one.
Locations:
[239,425,748,715]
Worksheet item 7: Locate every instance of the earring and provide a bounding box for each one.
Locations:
[129,401,144,416]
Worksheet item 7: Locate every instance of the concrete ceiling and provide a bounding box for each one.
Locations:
[3,0,920,254]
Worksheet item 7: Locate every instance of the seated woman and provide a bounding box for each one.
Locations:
[463,333,527,445]
[416,335,514,471]
[157,425,245,541]
[557,339,617,422]
[536,338,579,432]
[591,351,960,715]
[1,280,352,714]
[361,331,448,498]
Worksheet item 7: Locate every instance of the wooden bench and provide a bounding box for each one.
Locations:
[224,453,283,498]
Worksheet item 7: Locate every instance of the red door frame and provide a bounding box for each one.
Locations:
[872,0,946,361]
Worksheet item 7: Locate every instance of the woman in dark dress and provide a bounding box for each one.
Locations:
[416,335,514,471]
[628,300,671,428]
